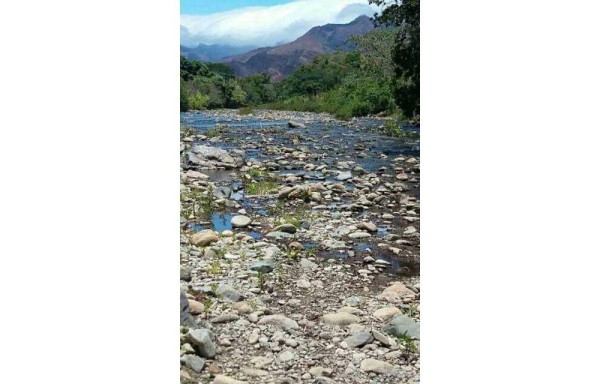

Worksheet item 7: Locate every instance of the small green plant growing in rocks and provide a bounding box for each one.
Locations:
[397,334,419,353]
[215,247,226,259]
[246,180,279,196]
[267,200,286,216]
[406,304,419,317]
[247,168,265,178]
[210,283,218,295]
[257,271,266,292]
[286,249,301,261]
[180,124,195,138]
[203,296,213,316]
[274,262,284,278]
[203,126,227,138]
[181,188,214,221]
[207,260,222,276]
[383,119,402,137]
[279,203,311,228]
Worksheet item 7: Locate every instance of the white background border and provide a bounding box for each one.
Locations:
[1,0,599,382]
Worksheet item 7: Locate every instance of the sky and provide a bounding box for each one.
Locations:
[180,0,377,48]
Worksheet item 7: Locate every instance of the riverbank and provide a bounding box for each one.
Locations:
[180,109,420,383]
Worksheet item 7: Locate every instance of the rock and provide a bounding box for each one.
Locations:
[338,306,363,315]
[188,329,216,358]
[373,307,401,321]
[343,332,374,348]
[213,186,232,199]
[190,229,219,247]
[360,359,394,374]
[216,284,244,302]
[180,266,191,282]
[321,312,361,327]
[404,226,418,235]
[357,222,377,232]
[300,258,318,271]
[314,377,336,384]
[189,145,246,169]
[211,313,239,323]
[180,370,191,380]
[372,329,393,347]
[205,362,221,374]
[377,282,416,302]
[180,289,196,327]
[382,314,420,339]
[188,299,205,315]
[212,375,247,384]
[322,240,346,250]
[251,356,273,369]
[232,301,253,314]
[348,231,371,239]
[241,368,268,377]
[185,170,209,180]
[250,259,275,274]
[288,120,306,128]
[257,314,299,331]
[183,354,205,373]
[335,171,352,181]
[278,350,296,362]
[273,223,297,234]
[266,231,294,240]
[297,279,311,288]
[343,296,365,307]
[289,241,304,250]
[231,215,252,228]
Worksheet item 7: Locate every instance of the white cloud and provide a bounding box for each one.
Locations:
[180,0,378,48]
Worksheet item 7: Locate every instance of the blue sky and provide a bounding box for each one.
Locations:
[180,0,377,47]
[181,0,296,15]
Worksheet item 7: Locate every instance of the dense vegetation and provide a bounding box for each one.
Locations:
[370,0,420,117]
[180,0,419,120]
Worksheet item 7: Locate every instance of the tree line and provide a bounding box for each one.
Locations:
[180,0,419,120]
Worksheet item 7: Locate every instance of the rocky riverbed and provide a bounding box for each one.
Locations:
[180,109,420,384]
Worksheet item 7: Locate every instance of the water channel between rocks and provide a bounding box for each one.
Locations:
[181,110,420,276]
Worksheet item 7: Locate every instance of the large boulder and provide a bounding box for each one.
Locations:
[180,289,196,328]
[216,284,244,302]
[381,314,420,339]
[188,328,216,358]
[190,230,219,247]
[185,145,245,169]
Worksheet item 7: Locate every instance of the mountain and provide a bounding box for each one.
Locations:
[180,43,258,63]
[222,15,374,81]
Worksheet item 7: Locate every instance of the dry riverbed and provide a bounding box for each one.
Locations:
[180,109,420,384]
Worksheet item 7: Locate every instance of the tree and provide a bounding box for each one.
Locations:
[369,0,420,117]
[180,79,190,111]
[351,28,398,78]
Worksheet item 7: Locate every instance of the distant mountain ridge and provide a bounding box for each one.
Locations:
[222,15,374,81]
[180,43,258,63]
